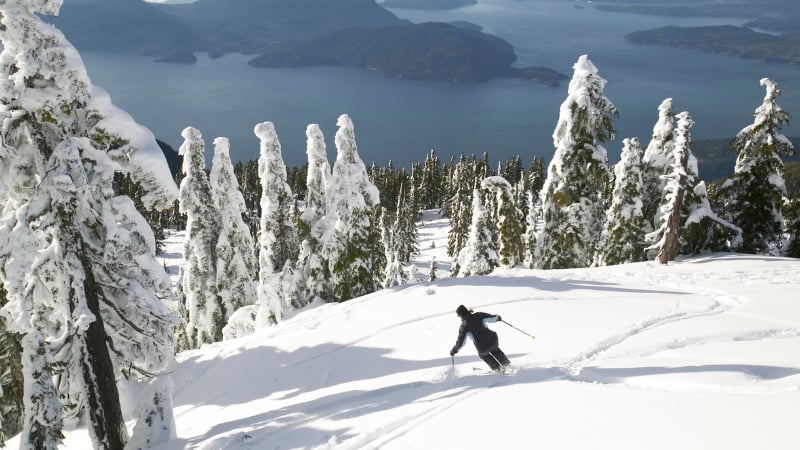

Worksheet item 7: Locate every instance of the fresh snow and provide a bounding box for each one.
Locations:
[9,211,800,450]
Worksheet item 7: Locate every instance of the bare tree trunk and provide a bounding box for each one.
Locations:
[78,251,128,450]
[657,149,689,264]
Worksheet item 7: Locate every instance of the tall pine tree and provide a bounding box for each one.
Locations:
[598,138,647,265]
[179,127,224,347]
[210,137,257,329]
[0,1,178,447]
[536,55,617,269]
[717,78,794,254]
[254,122,299,321]
[324,114,382,301]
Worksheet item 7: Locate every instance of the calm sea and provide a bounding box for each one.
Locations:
[79,0,800,169]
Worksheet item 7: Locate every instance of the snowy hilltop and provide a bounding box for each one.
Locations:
[13,210,799,450]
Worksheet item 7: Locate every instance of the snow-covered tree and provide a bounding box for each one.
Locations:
[254,122,299,320]
[392,184,419,263]
[324,114,382,301]
[179,127,224,347]
[297,124,332,304]
[598,138,647,265]
[446,155,475,258]
[641,98,675,230]
[647,112,742,263]
[481,176,524,268]
[428,256,439,282]
[522,191,541,268]
[536,54,618,269]
[210,137,257,329]
[454,190,498,277]
[0,1,178,448]
[717,78,794,254]
[0,285,23,445]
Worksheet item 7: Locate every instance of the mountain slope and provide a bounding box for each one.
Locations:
[28,211,800,450]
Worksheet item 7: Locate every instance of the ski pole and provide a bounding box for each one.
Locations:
[502,320,535,340]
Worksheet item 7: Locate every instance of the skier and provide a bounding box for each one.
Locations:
[449,304,510,371]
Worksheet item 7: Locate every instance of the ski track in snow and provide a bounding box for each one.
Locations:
[535,269,799,394]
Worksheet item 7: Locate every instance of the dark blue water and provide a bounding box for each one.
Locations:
[79,0,800,168]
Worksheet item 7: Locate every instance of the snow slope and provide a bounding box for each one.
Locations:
[18,211,800,449]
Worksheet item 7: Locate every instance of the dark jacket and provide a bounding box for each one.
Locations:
[452,312,500,355]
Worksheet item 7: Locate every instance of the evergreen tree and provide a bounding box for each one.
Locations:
[420,149,443,210]
[717,78,794,254]
[393,184,419,263]
[522,192,541,268]
[0,285,23,445]
[785,198,800,258]
[297,124,332,303]
[446,155,474,258]
[0,2,178,448]
[482,176,524,267]
[598,138,647,265]
[647,112,742,262]
[641,98,675,231]
[428,257,439,282]
[324,114,382,302]
[179,127,224,346]
[536,55,618,269]
[210,137,257,329]
[454,190,498,277]
[254,122,299,320]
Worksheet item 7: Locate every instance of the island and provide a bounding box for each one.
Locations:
[248,22,567,85]
[380,0,477,11]
[625,25,800,65]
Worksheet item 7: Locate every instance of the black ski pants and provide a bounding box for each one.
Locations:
[479,348,510,370]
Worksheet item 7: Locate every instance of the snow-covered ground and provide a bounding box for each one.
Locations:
[18,211,800,449]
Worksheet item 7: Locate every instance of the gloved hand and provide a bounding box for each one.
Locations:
[449,349,457,357]
[496,315,502,322]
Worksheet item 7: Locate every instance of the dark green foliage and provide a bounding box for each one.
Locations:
[784,198,800,257]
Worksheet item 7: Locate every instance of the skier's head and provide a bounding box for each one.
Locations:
[456,305,471,318]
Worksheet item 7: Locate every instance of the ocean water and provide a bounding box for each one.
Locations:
[79,0,800,168]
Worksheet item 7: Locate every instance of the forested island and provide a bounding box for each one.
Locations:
[249,22,567,85]
[48,0,563,84]
[625,25,800,65]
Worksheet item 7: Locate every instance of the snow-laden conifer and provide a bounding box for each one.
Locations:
[481,176,524,267]
[254,122,299,319]
[323,114,381,301]
[522,192,541,268]
[647,112,742,262]
[0,1,177,447]
[536,55,617,269]
[598,138,647,265]
[641,98,675,230]
[179,127,224,346]
[210,137,257,330]
[392,184,419,263]
[717,78,794,254]
[446,155,474,258]
[297,124,332,303]
[455,190,498,277]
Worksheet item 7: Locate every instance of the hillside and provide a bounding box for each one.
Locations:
[44,0,203,59]
[157,0,407,57]
[625,25,800,64]
[20,211,800,450]
[249,22,566,84]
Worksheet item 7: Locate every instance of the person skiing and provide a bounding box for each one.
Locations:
[450,304,511,371]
